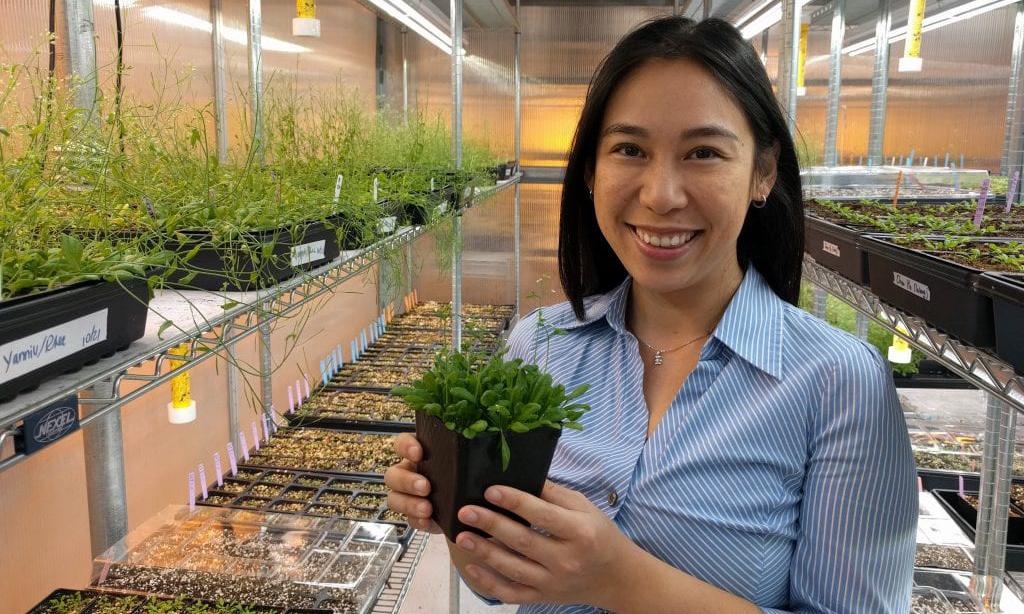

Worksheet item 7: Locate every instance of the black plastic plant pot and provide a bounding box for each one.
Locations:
[415,412,561,542]
[163,215,343,292]
[0,277,150,401]
[975,272,1024,374]
[804,215,870,285]
[932,489,1024,570]
[860,234,995,348]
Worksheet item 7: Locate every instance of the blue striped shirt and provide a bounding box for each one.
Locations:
[504,267,916,614]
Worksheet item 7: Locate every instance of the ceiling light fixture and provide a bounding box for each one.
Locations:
[739,0,812,41]
[364,0,457,55]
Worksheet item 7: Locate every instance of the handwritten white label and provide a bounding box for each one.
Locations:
[239,431,250,460]
[303,377,311,400]
[290,240,326,266]
[261,415,270,442]
[436,201,448,215]
[251,423,261,450]
[213,452,224,486]
[893,271,931,301]
[379,216,397,234]
[822,241,841,258]
[0,309,108,384]
[188,472,196,512]
[226,443,238,475]
[198,464,209,500]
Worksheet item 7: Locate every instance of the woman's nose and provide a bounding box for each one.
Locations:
[638,157,686,214]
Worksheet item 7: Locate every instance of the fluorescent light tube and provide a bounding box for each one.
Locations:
[844,0,1016,56]
[141,6,311,54]
[740,0,812,41]
[365,0,455,55]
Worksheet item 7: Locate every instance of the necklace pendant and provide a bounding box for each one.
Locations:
[653,351,664,366]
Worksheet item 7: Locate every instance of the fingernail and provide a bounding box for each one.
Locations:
[462,508,479,523]
[458,536,475,551]
[416,479,429,494]
[485,488,502,503]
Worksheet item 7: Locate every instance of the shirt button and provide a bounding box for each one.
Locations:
[607,490,619,506]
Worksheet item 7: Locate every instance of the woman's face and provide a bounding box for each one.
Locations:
[591,57,774,297]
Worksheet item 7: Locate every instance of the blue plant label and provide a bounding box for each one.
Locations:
[1,309,108,385]
[18,393,79,455]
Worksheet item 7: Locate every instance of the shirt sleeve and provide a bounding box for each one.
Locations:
[762,345,917,614]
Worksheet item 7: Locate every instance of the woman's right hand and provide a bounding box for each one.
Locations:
[385,433,442,534]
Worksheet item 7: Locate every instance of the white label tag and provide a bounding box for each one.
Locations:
[0,309,109,384]
[239,431,250,460]
[213,453,224,486]
[893,271,931,301]
[436,201,448,215]
[198,464,209,500]
[822,241,840,257]
[379,216,396,234]
[251,422,261,450]
[290,240,326,266]
[188,472,196,512]
[226,443,238,475]
[262,415,270,442]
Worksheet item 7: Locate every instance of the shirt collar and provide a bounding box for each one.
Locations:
[557,267,785,380]
[710,266,785,380]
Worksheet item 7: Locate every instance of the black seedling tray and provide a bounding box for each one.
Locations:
[287,390,414,432]
[162,214,353,292]
[0,276,151,401]
[199,469,413,550]
[804,215,871,285]
[328,363,429,391]
[932,489,1024,570]
[239,427,397,478]
[892,359,976,389]
[975,272,1024,374]
[861,234,996,348]
[325,383,394,396]
[27,587,329,613]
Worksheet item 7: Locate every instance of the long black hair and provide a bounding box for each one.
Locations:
[559,16,804,319]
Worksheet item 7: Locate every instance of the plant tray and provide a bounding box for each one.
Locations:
[162,214,353,292]
[27,587,330,614]
[804,215,870,285]
[239,427,398,478]
[975,273,1024,374]
[199,470,413,550]
[91,506,399,614]
[892,359,976,389]
[0,277,151,401]
[287,390,414,432]
[932,489,1024,570]
[860,235,995,348]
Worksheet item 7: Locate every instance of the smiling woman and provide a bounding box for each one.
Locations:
[385,16,916,614]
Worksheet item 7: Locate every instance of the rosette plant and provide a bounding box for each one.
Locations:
[393,349,589,540]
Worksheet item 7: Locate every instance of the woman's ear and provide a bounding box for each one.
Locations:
[756,141,781,197]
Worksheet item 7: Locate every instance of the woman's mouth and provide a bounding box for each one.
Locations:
[628,224,702,261]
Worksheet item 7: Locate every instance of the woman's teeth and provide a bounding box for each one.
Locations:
[635,228,696,248]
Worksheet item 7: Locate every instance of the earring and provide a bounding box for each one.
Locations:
[752,194,768,209]
[588,187,594,200]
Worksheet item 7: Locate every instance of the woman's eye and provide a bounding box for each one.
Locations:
[691,147,719,160]
[613,144,642,158]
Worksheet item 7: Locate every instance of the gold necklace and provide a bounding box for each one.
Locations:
[637,331,711,366]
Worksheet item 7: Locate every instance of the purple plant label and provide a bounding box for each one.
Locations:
[226,443,238,475]
[142,196,157,219]
[213,452,224,486]
[288,387,295,413]
[251,422,261,450]
[295,380,303,408]
[198,464,209,500]
[239,431,250,460]
[973,179,991,229]
[303,377,310,399]
[1007,170,1019,214]
[959,474,966,497]
[188,472,196,513]
[917,476,923,492]
[262,415,270,442]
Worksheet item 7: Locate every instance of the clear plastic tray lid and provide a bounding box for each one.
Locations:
[92,506,401,613]
[801,165,990,201]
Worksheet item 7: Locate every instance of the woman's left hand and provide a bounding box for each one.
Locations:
[453,480,638,608]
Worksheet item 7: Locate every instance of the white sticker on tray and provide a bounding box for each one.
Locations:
[290,240,326,266]
[0,309,109,384]
[822,241,841,258]
[893,271,931,301]
[379,216,397,234]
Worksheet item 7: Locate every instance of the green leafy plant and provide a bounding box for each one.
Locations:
[393,349,590,470]
[42,592,90,614]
